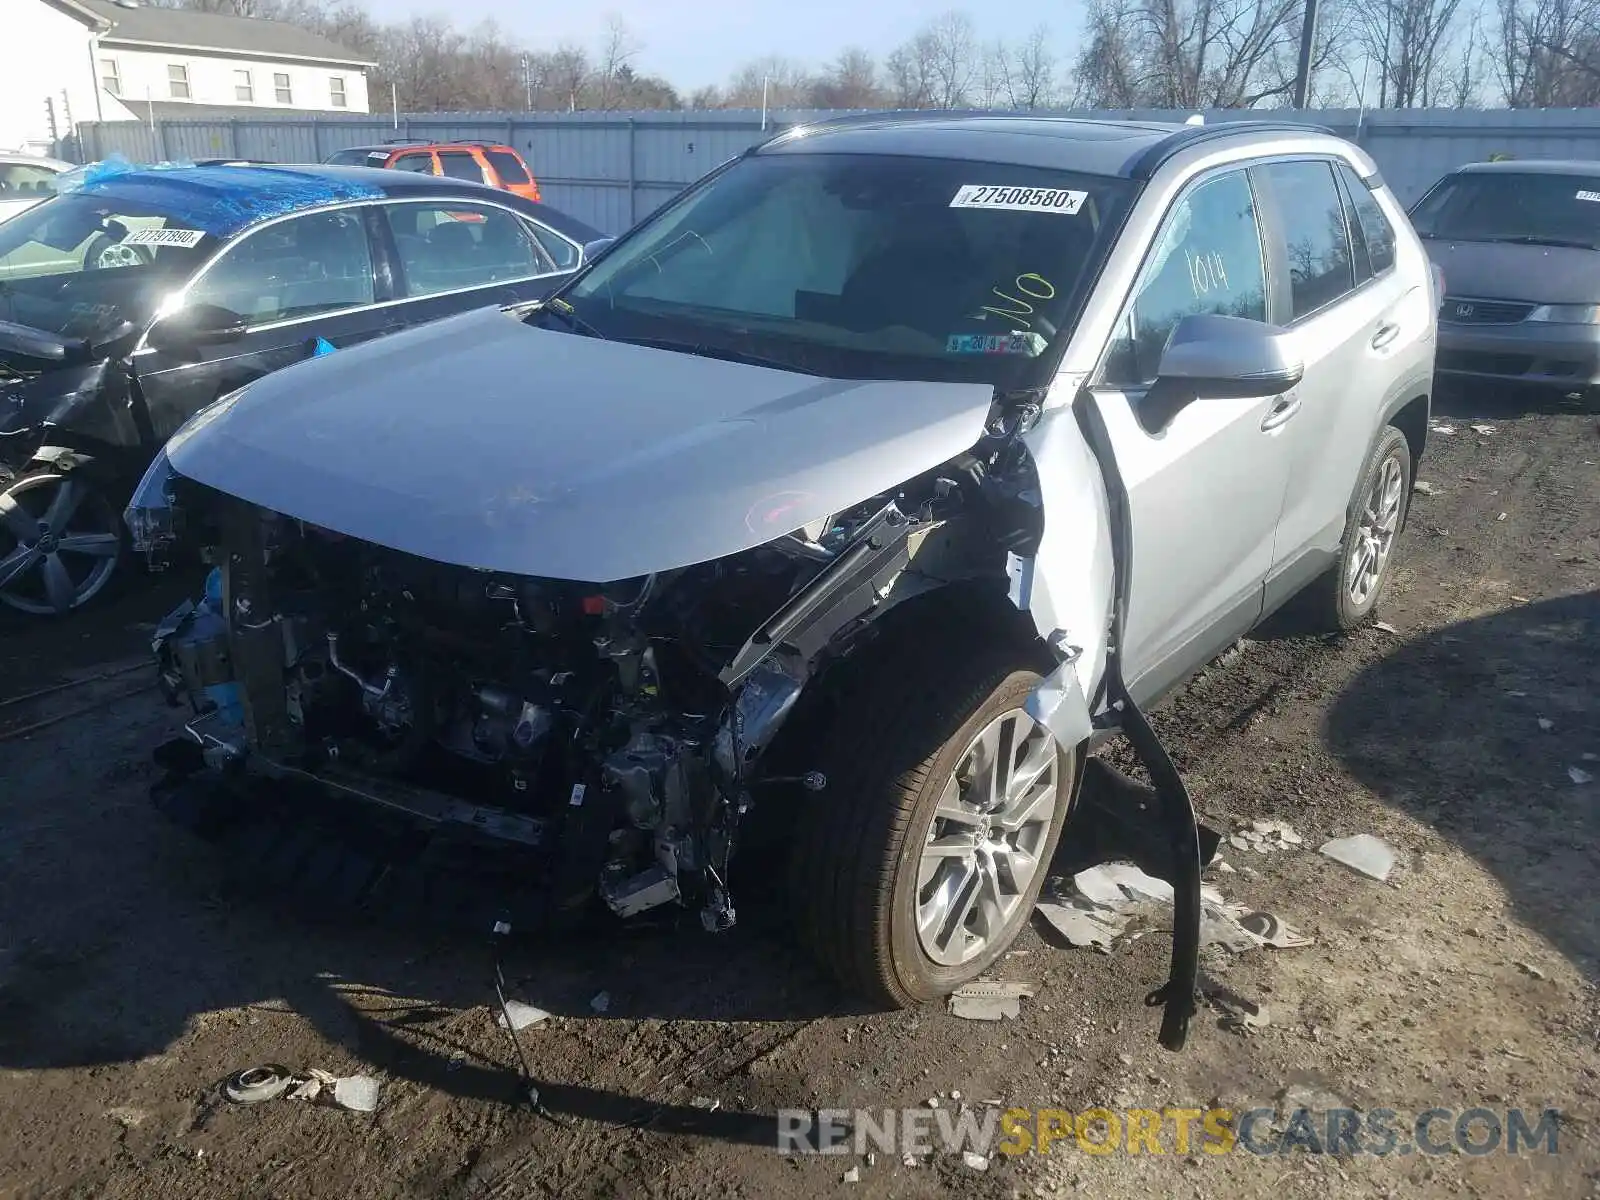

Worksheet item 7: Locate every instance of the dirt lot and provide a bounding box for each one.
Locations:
[1,392,1596,1200]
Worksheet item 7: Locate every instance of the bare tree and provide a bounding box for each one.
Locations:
[1006,25,1059,108]
[1069,0,1338,108]
[721,56,813,108]
[1351,0,1472,106]
[592,14,643,111]
[927,11,980,106]
[809,48,885,108]
[1494,0,1600,104]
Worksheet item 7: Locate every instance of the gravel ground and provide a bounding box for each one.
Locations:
[0,391,1595,1200]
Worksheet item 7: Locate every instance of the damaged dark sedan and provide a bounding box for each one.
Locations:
[0,162,602,615]
[133,116,1436,1045]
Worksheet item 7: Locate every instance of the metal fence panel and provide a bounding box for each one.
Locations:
[72,107,1600,233]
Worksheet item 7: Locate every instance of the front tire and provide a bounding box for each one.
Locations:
[789,611,1076,1007]
[1305,425,1412,631]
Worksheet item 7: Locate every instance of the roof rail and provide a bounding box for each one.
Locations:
[1126,119,1337,179]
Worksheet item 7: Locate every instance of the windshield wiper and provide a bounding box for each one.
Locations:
[622,336,820,376]
[1479,235,1599,250]
[526,298,606,339]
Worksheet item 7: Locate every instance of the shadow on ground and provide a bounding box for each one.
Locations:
[1325,589,1600,975]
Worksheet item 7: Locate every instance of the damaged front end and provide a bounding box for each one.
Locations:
[145,442,1042,934]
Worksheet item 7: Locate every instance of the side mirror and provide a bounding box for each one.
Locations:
[146,303,248,355]
[1155,313,1304,399]
[581,236,615,264]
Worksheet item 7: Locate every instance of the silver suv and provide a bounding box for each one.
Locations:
[132,115,1436,1047]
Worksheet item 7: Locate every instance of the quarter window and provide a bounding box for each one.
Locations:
[274,72,293,104]
[486,150,530,185]
[391,152,435,173]
[527,223,580,271]
[1103,169,1268,387]
[168,64,190,100]
[383,202,556,297]
[1259,161,1355,320]
[186,209,374,325]
[1337,162,1396,278]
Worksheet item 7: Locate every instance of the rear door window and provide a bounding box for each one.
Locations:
[1258,160,1356,320]
[437,152,487,183]
[187,208,375,325]
[486,150,530,185]
[391,152,435,174]
[383,201,557,296]
[1103,168,1268,387]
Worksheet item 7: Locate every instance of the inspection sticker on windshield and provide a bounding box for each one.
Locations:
[1576,190,1600,202]
[121,227,206,248]
[950,185,1087,214]
[947,331,1047,356]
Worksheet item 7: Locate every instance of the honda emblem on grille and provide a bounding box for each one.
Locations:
[1454,302,1475,319]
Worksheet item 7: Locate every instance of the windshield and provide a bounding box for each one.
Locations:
[557,152,1133,383]
[1411,171,1600,248]
[0,191,218,344]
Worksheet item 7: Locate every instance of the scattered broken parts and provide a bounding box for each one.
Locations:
[224,1063,380,1112]
[1319,833,1397,882]
[948,980,1038,1021]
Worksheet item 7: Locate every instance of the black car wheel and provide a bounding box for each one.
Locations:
[0,471,125,616]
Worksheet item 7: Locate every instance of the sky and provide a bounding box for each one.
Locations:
[357,0,1087,92]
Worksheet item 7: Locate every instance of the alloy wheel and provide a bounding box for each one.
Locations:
[0,473,122,615]
[1347,452,1405,609]
[915,707,1060,967]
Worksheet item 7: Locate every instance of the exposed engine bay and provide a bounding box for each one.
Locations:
[153,430,1045,930]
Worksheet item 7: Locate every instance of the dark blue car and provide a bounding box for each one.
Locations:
[0,162,605,616]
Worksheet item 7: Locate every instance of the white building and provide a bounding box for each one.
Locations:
[3,0,372,155]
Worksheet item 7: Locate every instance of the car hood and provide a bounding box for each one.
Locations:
[1423,237,1600,304]
[165,306,997,582]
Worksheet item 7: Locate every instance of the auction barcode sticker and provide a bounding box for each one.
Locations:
[1575,189,1600,202]
[950,185,1087,214]
[122,227,207,248]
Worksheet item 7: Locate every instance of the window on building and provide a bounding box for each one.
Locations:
[168,63,190,100]
[274,72,293,104]
[329,76,347,107]
[100,58,121,96]
[234,69,254,102]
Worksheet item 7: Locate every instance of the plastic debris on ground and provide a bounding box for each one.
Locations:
[1538,717,1555,732]
[963,1151,991,1171]
[843,1166,861,1183]
[1034,862,1311,955]
[1471,423,1496,435]
[1570,766,1595,785]
[1430,423,1456,435]
[1318,834,1397,882]
[496,1000,551,1032]
[691,1096,721,1112]
[1227,818,1304,853]
[224,1064,380,1112]
[948,979,1038,1021]
[1413,480,1439,496]
[1373,620,1401,635]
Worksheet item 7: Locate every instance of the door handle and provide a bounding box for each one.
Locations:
[1370,322,1401,351]
[1260,392,1301,432]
